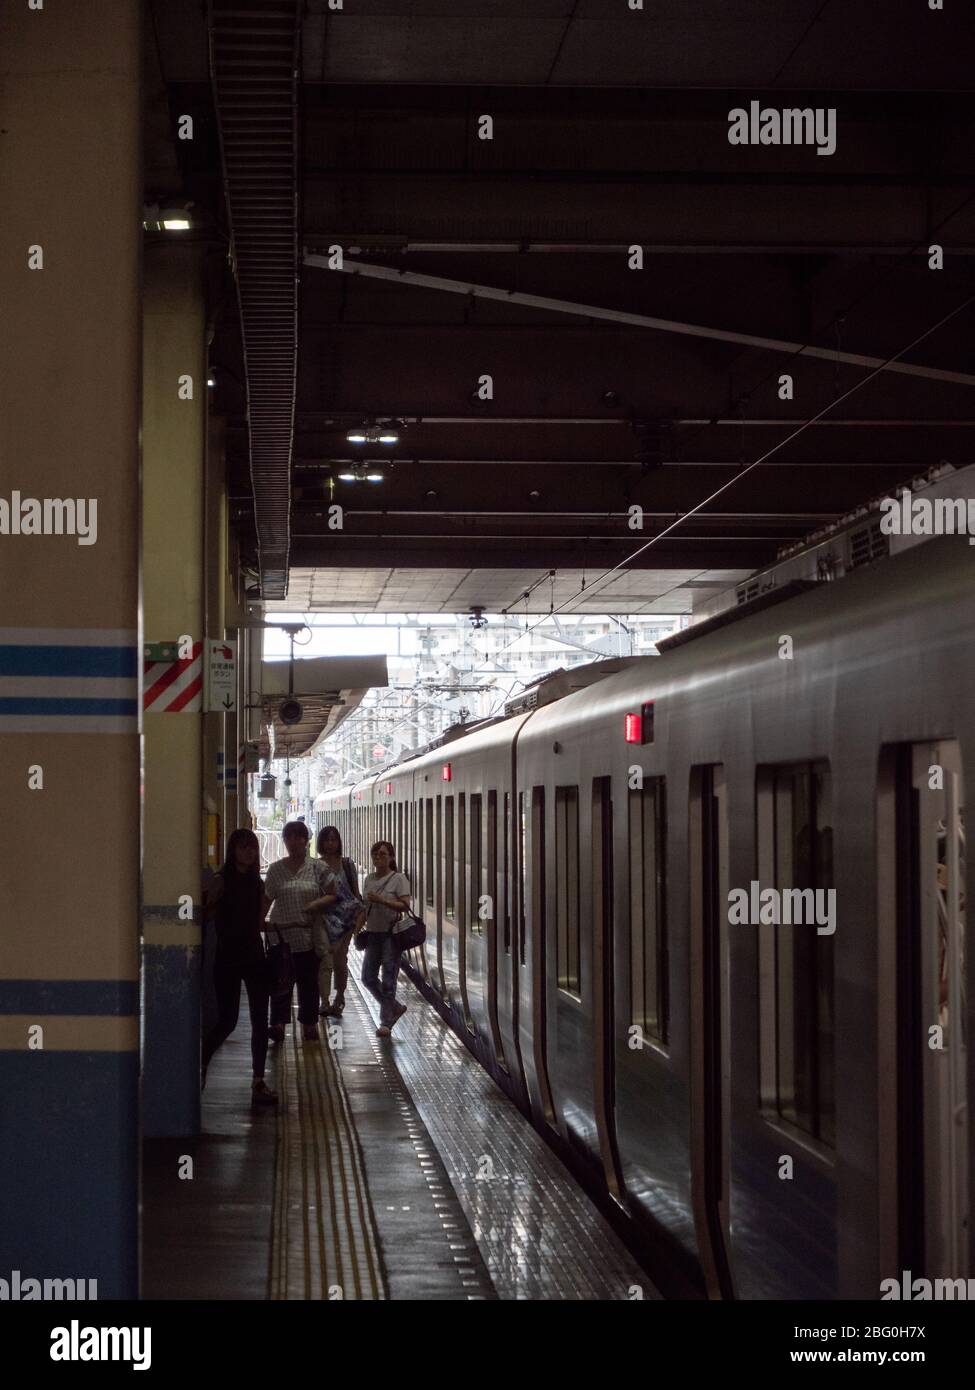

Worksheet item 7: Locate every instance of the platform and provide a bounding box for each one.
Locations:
[144,975,654,1301]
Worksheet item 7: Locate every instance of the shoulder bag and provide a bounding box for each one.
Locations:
[353,871,395,952]
[392,903,426,951]
[265,927,295,1001]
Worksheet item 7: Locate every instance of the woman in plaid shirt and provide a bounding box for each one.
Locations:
[265,821,335,1042]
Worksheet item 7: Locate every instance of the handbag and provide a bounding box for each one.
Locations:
[266,929,295,1001]
[392,908,426,951]
[353,871,397,952]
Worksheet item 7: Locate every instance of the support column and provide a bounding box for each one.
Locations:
[142,243,207,1137]
[0,2,142,1296]
[204,416,227,864]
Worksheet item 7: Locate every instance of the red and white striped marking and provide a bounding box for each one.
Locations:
[143,642,203,713]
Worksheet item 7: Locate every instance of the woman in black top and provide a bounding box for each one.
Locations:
[202,828,277,1106]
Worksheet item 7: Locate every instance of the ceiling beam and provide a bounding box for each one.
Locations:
[287,539,776,570]
[303,253,975,389]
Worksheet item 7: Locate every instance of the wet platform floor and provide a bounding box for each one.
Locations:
[144,972,655,1300]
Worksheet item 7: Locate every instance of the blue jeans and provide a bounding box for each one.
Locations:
[360,931,402,1025]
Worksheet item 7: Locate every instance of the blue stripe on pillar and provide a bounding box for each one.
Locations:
[0,697,137,716]
[0,1051,138,1298]
[0,980,138,1015]
[142,944,201,1137]
[0,645,138,677]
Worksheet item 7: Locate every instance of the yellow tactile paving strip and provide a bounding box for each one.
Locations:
[269,1013,387,1300]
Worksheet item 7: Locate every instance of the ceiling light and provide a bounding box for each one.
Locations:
[142,201,194,233]
[366,473,383,483]
[338,472,356,482]
[347,423,400,445]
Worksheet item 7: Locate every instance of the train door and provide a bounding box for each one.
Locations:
[486,789,507,1068]
[435,793,446,994]
[458,792,474,1030]
[592,775,625,1200]
[422,795,440,990]
[499,782,526,1094]
[689,764,735,1298]
[529,786,556,1126]
[880,741,968,1280]
[414,793,431,984]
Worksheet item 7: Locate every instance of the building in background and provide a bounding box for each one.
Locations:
[261,609,686,802]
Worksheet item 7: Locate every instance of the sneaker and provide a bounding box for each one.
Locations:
[389,1002,408,1032]
[376,1025,391,1038]
[319,1002,342,1018]
[251,1080,278,1107]
[268,1024,286,1044]
[302,1024,319,1042]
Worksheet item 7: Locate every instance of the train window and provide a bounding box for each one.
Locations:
[458,794,467,932]
[436,795,443,913]
[555,786,581,997]
[593,777,615,957]
[425,798,434,906]
[470,793,483,935]
[445,795,455,918]
[629,778,668,1044]
[532,786,546,967]
[756,761,835,1148]
[518,791,527,964]
[503,791,511,954]
[487,794,497,939]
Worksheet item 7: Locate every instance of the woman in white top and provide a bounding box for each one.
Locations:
[264,821,335,1042]
[356,841,412,1038]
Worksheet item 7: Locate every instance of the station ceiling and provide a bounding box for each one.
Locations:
[148,0,975,613]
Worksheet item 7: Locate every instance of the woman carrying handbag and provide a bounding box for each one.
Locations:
[355,841,412,1038]
[264,821,336,1042]
[313,824,362,1019]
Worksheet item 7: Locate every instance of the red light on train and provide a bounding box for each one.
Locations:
[624,702,655,745]
[385,782,392,795]
[442,763,452,782]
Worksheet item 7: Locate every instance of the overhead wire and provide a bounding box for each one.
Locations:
[481,288,975,659]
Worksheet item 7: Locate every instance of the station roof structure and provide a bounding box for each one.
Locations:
[147,0,975,613]
[258,652,390,758]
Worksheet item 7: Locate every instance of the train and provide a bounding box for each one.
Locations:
[314,468,972,1300]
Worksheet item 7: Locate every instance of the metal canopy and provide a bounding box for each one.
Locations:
[150,2,975,610]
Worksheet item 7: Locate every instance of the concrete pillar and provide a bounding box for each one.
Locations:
[142,243,207,1137]
[0,2,142,1296]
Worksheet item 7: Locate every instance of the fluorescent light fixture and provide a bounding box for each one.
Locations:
[347,425,400,445]
[366,474,383,482]
[143,201,193,232]
[338,473,356,482]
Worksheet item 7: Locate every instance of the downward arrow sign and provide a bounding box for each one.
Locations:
[222,695,233,710]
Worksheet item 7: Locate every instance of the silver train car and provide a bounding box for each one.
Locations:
[315,533,972,1300]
